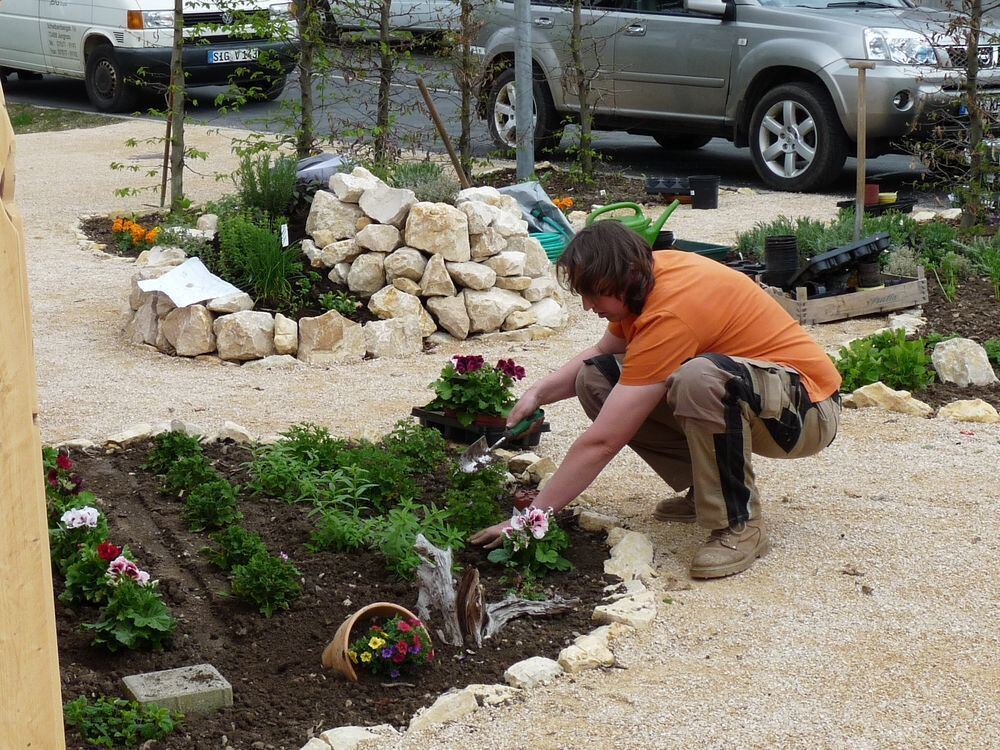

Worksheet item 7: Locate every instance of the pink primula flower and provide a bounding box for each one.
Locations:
[107,555,151,585]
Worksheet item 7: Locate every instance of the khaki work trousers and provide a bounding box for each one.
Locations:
[576,353,841,530]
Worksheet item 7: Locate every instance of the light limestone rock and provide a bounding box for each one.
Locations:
[405,202,471,261]
[606,526,627,546]
[578,509,618,533]
[300,739,329,750]
[911,210,937,223]
[129,266,172,310]
[492,211,530,238]
[464,288,532,333]
[470,227,507,260]
[484,250,527,277]
[447,261,497,291]
[592,590,657,629]
[330,262,351,285]
[459,200,501,234]
[315,238,363,268]
[931,337,999,387]
[213,311,275,361]
[462,683,520,707]
[161,304,216,356]
[526,456,557,482]
[347,253,386,297]
[508,452,541,473]
[604,531,655,582]
[273,313,298,356]
[55,438,97,451]
[524,276,560,303]
[456,186,505,205]
[426,330,460,347]
[503,309,537,331]
[368,286,436,336]
[218,421,254,443]
[135,246,186,268]
[307,190,365,243]
[359,184,417,227]
[319,723,390,750]
[937,399,1000,423]
[558,636,615,674]
[842,382,932,416]
[106,424,153,447]
[530,297,569,329]
[330,166,382,203]
[392,277,421,295]
[529,325,560,340]
[887,313,926,334]
[356,223,402,255]
[494,275,532,291]
[937,208,963,220]
[427,295,470,339]
[408,689,478,732]
[420,254,457,297]
[363,317,424,358]
[297,311,366,365]
[126,294,167,346]
[206,291,254,314]
[504,657,563,689]
[567,210,588,231]
[242,354,301,370]
[384,247,428,282]
[196,213,218,232]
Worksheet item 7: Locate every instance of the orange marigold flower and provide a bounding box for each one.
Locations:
[112,218,124,232]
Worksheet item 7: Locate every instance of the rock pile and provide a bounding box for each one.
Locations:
[123,168,570,365]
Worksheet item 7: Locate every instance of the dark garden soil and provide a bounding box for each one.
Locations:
[481,164,652,209]
[80,213,165,258]
[913,274,1000,411]
[60,441,614,750]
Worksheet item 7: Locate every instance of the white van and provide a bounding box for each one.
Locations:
[0,0,297,112]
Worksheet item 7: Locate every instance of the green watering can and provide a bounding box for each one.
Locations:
[585,200,680,247]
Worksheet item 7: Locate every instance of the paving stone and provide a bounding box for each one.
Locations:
[122,663,232,714]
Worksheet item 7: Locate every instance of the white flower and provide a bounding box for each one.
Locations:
[526,507,550,539]
[509,512,527,532]
[134,570,151,585]
[60,506,100,529]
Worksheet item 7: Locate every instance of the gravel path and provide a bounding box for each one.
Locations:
[16,121,999,749]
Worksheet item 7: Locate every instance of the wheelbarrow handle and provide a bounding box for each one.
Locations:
[507,409,545,437]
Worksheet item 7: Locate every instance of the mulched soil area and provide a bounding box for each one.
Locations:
[482,164,652,209]
[913,274,1000,411]
[79,213,165,258]
[60,441,613,750]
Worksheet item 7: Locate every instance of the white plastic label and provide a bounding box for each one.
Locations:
[280,223,289,247]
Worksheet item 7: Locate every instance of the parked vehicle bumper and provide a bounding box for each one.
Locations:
[114,41,297,87]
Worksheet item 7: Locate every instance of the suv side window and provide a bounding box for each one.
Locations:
[625,0,692,13]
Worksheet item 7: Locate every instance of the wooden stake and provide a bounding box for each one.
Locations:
[415,77,472,189]
[160,88,173,209]
[849,60,876,242]
[0,89,67,749]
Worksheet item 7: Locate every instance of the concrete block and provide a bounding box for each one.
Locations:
[123,663,232,715]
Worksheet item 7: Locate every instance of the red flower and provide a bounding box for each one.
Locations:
[495,358,526,380]
[398,621,412,633]
[452,354,484,375]
[56,453,73,471]
[396,640,408,654]
[97,542,122,561]
[47,469,59,487]
[391,651,406,664]
[412,633,422,648]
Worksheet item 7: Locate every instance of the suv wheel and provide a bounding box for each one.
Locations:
[84,45,138,113]
[749,82,847,192]
[487,67,560,154]
[653,134,713,150]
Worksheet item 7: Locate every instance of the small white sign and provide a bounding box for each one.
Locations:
[280,223,289,247]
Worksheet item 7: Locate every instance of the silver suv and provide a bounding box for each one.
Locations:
[475,0,1000,191]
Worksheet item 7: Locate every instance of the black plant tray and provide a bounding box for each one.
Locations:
[645,177,690,195]
[787,232,891,288]
[836,196,917,215]
[410,407,549,448]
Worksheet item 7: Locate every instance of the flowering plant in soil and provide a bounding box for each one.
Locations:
[84,570,176,652]
[488,506,572,576]
[425,355,527,426]
[348,615,434,680]
[60,541,134,606]
[50,505,111,575]
[112,217,161,253]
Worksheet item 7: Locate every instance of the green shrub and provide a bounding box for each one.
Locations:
[217,214,303,309]
[235,152,298,223]
[64,695,181,748]
[984,339,1000,366]
[390,161,460,204]
[366,499,465,578]
[380,419,450,474]
[442,462,506,534]
[183,479,242,532]
[162,455,219,495]
[143,430,202,475]
[834,329,936,393]
[230,551,302,617]
[206,525,268,573]
[333,442,419,511]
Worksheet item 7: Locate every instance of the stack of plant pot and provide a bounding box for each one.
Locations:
[122,168,570,366]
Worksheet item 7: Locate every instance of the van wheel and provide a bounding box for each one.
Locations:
[749,82,848,192]
[85,45,139,113]
[487,67,560,155]
[653,134,713,150]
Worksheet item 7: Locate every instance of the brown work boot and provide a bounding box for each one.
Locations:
[689,519,770,579]
[653,488,696,523]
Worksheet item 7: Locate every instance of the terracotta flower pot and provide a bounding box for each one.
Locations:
[321,602,423,682]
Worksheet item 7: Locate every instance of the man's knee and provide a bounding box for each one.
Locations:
[576,354,620,420]
[666,356,732,427]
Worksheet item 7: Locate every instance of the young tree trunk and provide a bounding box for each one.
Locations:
[169,0,186,213]
[458,0,474,175]
[374,0,394,168]
[570,0,594,179]
[295,0,318,158]
[961,0,985,229]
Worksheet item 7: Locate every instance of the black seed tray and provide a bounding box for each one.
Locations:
[787,233,891,288]
[410,407,549,448]
[835,196,917,215]
[646,177,690,195]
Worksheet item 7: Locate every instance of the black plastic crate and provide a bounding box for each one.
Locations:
[410,407,548,448]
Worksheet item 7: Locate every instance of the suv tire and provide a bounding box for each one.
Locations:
[653,134,713,150]
[748,82,848,192]
[487,67,560,155]
[85,45,138,113]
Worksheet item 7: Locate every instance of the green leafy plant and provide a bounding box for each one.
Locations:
[488,507,572,577]
[205,525,269,573]
[60,541,130,606]
[230,551,302,617]
[216,214,304,309]
[183,479,242,532]
[163,454,219,496]
[64,695,181,748]
[425,355,526,426]
[974,244,1000,300]
[84,577,177,652]
[308,507,370,553]
[318,290,360,316]
[380,419,450,474]
[50,506,110,575]
[833,329,937,393]
[366,499,465,578]
[143,430,203,475]
[442,462,506,534]
[235,152,298,223]
[42,447,88,518]
[984,339,1000,366]
[332,442,419,511]
[347,614,435,680]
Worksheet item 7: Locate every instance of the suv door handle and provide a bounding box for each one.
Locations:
[534,17,554,28]
[625,23,646,36]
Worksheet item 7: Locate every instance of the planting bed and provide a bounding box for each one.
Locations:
[58,440,612,750]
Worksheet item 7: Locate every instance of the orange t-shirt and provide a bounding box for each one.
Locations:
[608,251,841,402]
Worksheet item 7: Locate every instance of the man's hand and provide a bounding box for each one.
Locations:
[469,522,508,550]
[505,391,542,428]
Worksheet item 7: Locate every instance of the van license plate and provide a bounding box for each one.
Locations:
[209,48,258,64]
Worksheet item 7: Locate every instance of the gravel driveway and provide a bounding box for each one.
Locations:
[15,120,999,750]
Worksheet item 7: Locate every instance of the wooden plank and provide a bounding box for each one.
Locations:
[0,89,67,749]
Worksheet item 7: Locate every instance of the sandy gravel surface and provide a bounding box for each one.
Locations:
[15,120,999,749]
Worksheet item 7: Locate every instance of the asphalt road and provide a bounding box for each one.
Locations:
[2,50,923,194]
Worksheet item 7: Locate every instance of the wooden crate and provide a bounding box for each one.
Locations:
[766,267,928,325]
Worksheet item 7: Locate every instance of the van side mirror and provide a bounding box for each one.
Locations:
[685,0,728,15]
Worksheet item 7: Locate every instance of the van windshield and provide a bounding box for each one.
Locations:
[759,0,912,7]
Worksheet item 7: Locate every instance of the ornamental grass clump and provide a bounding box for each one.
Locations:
[425,354,527,426]
[348,615,434,680]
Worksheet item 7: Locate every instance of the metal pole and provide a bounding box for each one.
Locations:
[416,77,472,189]
[514,0,534,180]
[849,60,875,241]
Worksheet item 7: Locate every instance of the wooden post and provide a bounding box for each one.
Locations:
[848,60,876,242]
[0,89,67,748]
[415,77,472,189]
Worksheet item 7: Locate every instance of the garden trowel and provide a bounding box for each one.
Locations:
[458,410,545,473]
